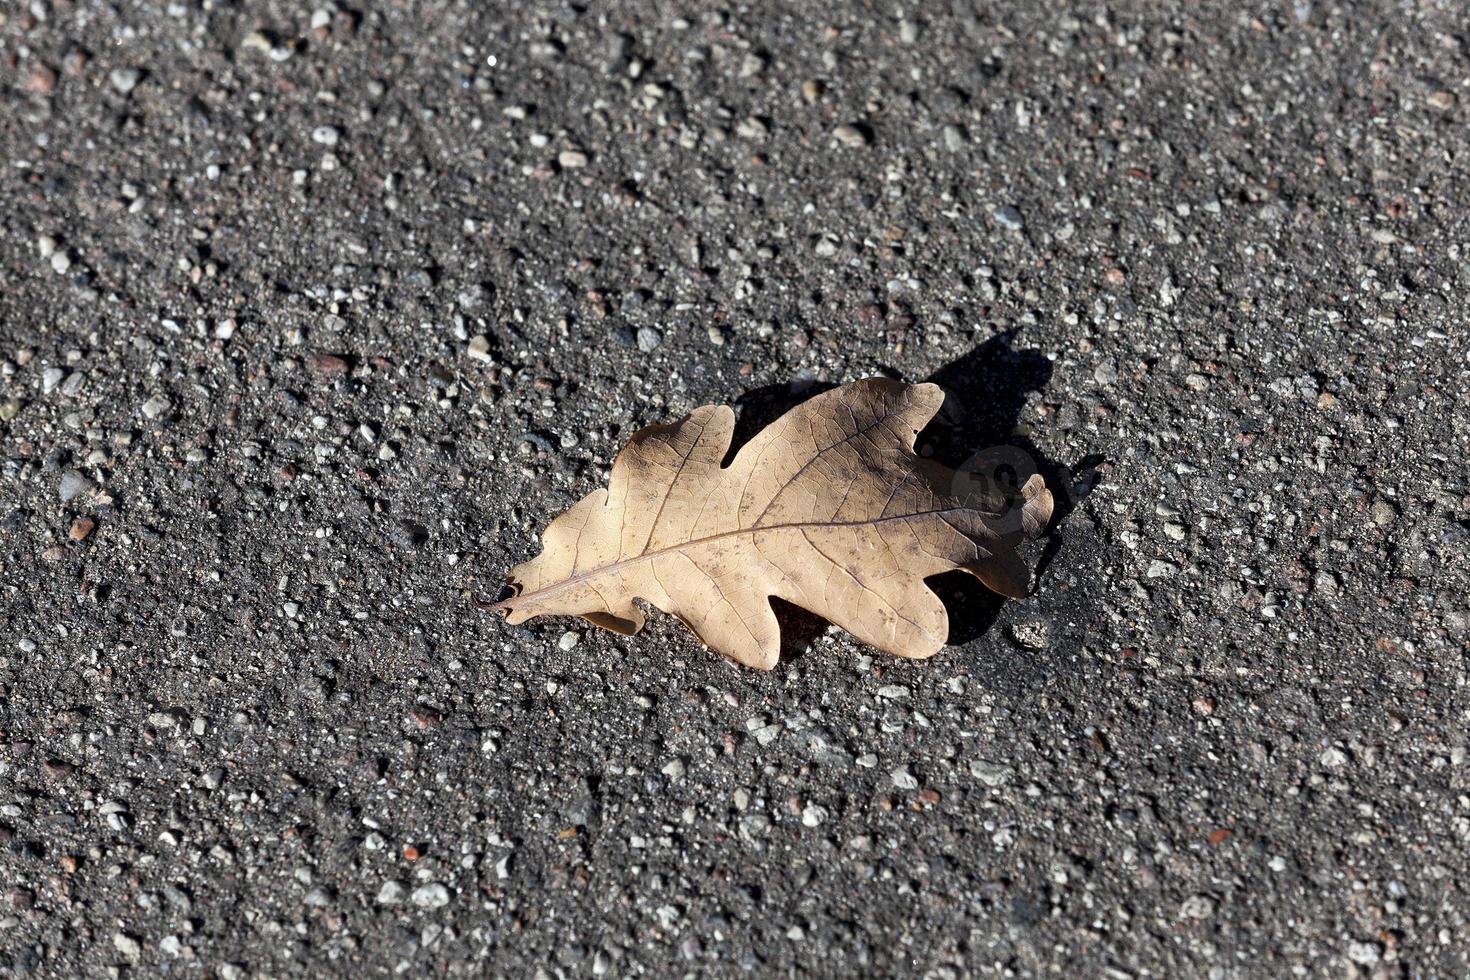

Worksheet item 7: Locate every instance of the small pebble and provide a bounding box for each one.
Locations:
[69,518,95,542]
[1347,941,1383,966]
[558,150,589,169]
[410,882,450,909]
[994,205,1024,231]
[43,759,76,781]
[636,326,663,352]
[1009,620,1049,650]
[311,126,340,147]
[63,49,90,77]
[457,284,486,310]
[1426,91,1456,112]
[141,395,172,420]
[312,353,349,375]
[736,117,768,140]
[739,52,766,77]
[113,933,142,961]
[969,761,1012,787]
[557,631,580,651]
[58,470,94,503]
[1179,895,1215,920]
[832,124,870,148]
[26,65,58,95]
[109,68,141,94]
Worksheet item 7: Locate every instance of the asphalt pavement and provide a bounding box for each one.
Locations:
[2,1,1468,977]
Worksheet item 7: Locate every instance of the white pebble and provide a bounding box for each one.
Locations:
[109,68,141,94]
[112,933,142,960]
[410,883,450,909]
[1179,895,1215,920]
[994,205,1025,231]
[636,326,663,352]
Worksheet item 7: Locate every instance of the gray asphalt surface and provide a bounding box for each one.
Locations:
[3,1,1469,977]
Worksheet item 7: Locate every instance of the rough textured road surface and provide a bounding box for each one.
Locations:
[3,1,1468,977]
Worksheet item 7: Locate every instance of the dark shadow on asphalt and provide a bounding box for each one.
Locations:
[920,330,1099,644]
[732,330,1103,659]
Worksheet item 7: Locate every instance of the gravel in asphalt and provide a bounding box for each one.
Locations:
[2,1,1468,976]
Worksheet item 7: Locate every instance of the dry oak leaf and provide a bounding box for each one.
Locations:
[493,378,1052,669]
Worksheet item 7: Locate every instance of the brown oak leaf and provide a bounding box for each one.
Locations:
[493,378,1051,668]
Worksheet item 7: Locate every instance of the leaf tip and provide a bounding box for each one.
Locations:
[1020,473,1053,539]
[966,555,1030,600]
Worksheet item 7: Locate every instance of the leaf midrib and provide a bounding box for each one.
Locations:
[495,504,993,610]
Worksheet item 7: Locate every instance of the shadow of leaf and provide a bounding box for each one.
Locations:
[727,332,1101,658]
